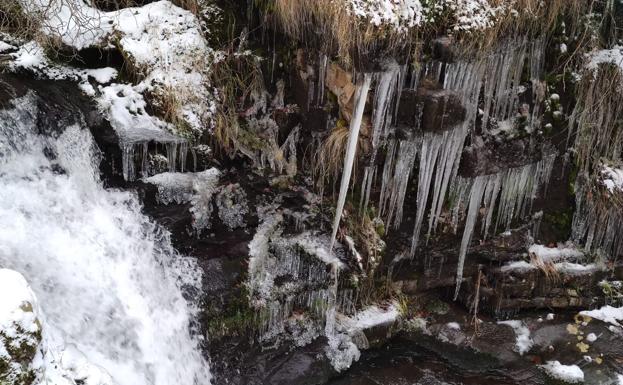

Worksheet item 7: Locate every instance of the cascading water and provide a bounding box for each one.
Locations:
[0,93,211,385]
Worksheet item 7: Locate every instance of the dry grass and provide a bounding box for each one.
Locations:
[313,119,371,196]
[455,0,597,54]
[210,49,265,154]
[271,0,599,64]
[529,251,561,285]
[571,64,623,175]
[273,0,417,68]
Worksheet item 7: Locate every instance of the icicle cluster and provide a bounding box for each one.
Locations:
[569,48,623,260]
[122,140,193,182]
[449,154,556,298]
[248,205,352,344]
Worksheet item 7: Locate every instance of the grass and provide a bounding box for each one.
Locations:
[209,49,265,155]
[269,0,600,67]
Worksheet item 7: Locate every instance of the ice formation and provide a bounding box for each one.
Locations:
[330,74,372,250]
[450,155,556,298]
[360,62,402,212]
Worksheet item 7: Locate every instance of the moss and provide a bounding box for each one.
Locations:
[425,299,449,315]
[204,285,259,340]
[542,210,573,241]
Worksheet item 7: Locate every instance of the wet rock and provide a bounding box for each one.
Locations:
[432,36,456,63]
[396,86,465,133]
[459,137,555,178]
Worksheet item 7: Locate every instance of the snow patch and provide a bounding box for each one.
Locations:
[540,361,584,383]
[529,244,585,263]
[601,165,623,193]
[586,46,623,74]
[580,306,623,328]
[497,320,533,355]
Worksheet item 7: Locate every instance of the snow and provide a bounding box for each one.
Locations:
[540,361,584,383]
[554,262,600,275]
[501,260,537,272]
[345,0,424,32]
[340,303,400,334]
[342,0,509,33]
[446,322,461,330]
[85,67,117,84]
[0,40,14,52]
[14,0,217,135]
[586,46,623,73]
[586,333,597,342]
[580,306,623,328]
[529,244,585,263]
[96,83,177,142]
[450,0,503,32]
[0,269,39,335]
[547,313,555,320]
[497,320,533,355]
[601,165,623,193]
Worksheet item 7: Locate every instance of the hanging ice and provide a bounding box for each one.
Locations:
[450,154,556,298]
[360,62,401,212]
[330,74,372,250]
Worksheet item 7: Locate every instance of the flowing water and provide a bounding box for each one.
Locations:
[0,93,211,384]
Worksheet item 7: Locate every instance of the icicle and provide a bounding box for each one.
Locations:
[454,176,487,300]
[318,53,328,106]
[140,142,148,177]
[410,132,443,256]
[122,143,136,182]
[450,155,556,298]
[426,124,470,238]
[360,63,400,212]
[380,138,418,229]
[329,74,372,250]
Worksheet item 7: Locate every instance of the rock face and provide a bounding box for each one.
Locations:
[1,1,622,384]
[396,86,466,133]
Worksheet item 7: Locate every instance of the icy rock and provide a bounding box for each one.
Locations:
[0,269,41,385]
[216,184,249,230]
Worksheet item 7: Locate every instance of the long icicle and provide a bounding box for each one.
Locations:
[329,74,372,250]
[454,176,487,300]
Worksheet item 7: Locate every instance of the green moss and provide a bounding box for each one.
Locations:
[542,210,573,241]
[425,299,449,315]
[204,285,259,340]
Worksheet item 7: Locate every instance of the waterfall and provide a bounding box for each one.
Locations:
[0,93,211,385]
[450,155,556,298]
[330,74,372,250]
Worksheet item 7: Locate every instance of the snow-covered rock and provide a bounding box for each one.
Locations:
[540,361,584,383]
[14,0,218,135]
[497,320,533,355]
[0,269,41,385]
[580,306,623,328]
